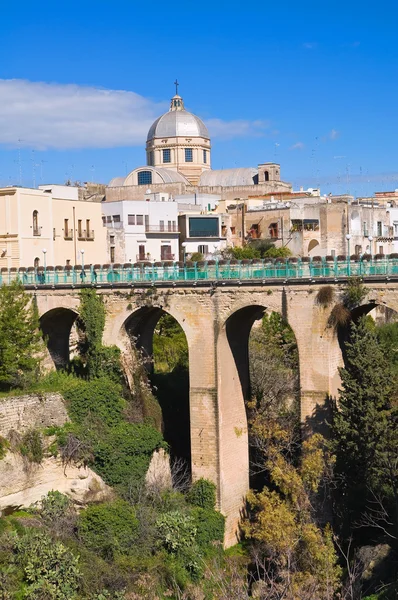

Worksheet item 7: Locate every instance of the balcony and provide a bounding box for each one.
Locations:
[145,224,179,233]
[77,229,95,241]
[188,231,219,238]
[135,254,175,262]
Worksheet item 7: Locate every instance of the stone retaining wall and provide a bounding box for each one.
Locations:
[0,393,68,437]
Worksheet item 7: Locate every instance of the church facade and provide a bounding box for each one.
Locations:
[105,92,292,203]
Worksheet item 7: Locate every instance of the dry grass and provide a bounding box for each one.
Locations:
[328,303,351,329]
[316,286,335,308]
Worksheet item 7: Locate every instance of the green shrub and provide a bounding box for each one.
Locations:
[187,478,217,510]
[190,507,225,549]
[92,422,164,491]
[190,252,204,262]
[0,435,9,460]
[78,500,138,559]
[343,277,367,308]
[63,378,125,427]
[14,530,80,599]
[156,511,197,554]
[19,429,43,463]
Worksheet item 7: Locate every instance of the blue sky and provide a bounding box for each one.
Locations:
[1,0,397,196]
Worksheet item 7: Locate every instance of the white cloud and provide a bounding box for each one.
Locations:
[0,79,168,150]
[200,118,270,140]
[0,79,269,150]
[330,129,340,140]
[303,42,317,49]
[290,141,305,150]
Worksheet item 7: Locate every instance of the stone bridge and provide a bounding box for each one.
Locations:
[31,278,398,546]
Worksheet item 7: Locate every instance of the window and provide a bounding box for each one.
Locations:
[230,226,236,234]
[379,246,384,255]
[363,221,368,236]
[112,215,121,223]
[161,245,172,260]
[138,244,145,260]
[355,245,362,255]
[102,216,106,225]
[106,216,112,223]
[159,220,165,232]
[163,149,171,163]
[264,171,269,182]
[185,148,193,162]
[110,235,115,244]
[145,215,149,229]
[128,214,135,225]
[173,220,177,231]
[136,215,144,226]
[66,259,70,266]
[86,219,91,237]
[168,220,172,232]
[198,245,209,254]
[394,222,398,236]
[148,151,154,166]
[137,170,152,185]
[78,219,83,238]
[189,217,219,238]
[33,210,40,236]
[269,222,279,239]
[34,257,40,267]
[331,249,336,258]
[110,246,115,263]
[377,221,382,236]
[203,150,207,164]
[64,218,72,239]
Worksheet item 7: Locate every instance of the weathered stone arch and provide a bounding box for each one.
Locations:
[40,307,78,369]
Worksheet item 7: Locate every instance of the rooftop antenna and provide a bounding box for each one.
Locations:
[174,79,179,95]
[17,138,23,186]
[39,160,47,182]
[31,150,41,188]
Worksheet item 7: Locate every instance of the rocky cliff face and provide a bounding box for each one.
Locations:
[0,392,111,512]
[0,453,111,511]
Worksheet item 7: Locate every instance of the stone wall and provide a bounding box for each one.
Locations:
[0,393,69,437]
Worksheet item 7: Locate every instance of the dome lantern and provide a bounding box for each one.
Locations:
[145,84,211,185]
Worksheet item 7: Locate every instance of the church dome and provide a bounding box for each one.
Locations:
[147,94,209,141]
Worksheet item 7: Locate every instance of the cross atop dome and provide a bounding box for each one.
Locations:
[170,79,184,111]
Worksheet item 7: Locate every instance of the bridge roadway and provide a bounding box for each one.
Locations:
[24,268,398,547]
[2,256,398,287]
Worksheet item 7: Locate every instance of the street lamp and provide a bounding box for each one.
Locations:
[368,235,373,259]
[182,242,187,265]
[81,249,85,283]
[345,234,351,276]
[42,248,47,282]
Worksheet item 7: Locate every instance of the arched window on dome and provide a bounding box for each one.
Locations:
[137,171,152,186]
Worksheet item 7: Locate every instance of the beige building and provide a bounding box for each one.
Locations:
[0,185,107,269]
[226,192,393,257]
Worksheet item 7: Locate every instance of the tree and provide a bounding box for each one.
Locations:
[0,282,43,390]
[332,317,398,541]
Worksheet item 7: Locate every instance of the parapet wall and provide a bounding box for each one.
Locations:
[0,393,69,437]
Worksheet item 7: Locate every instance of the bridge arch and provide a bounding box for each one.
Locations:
[122,305,191,468]
[40,307,79,369]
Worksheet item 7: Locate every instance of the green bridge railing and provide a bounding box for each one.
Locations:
[1,256,398,286]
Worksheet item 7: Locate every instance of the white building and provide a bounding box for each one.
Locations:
[102,196,179,263]
[178,214,227,258]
